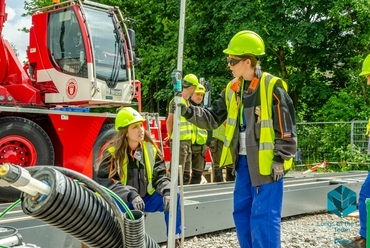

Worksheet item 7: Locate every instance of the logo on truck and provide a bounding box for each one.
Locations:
[66,79,78,99]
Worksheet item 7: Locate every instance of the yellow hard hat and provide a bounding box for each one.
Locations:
[194,84,205,94]
[183,74,199,86]
[360,54,370,76]
[223,30,265,56]
[115,107,144,131]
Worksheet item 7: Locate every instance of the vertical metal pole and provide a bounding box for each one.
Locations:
[168,1,186,247]
[176,0,186,71]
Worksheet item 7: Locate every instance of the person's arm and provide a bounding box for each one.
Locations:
[166,99,174,137]
[272,81,297,163]
[184,91,228,130]
[95,154,140,202]
[152,155,171,196]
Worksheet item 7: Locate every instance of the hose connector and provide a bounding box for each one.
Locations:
[0,163,51,197]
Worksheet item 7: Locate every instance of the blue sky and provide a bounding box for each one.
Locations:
[4,1,31,62]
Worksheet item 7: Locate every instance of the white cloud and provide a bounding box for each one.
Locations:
[3,5,31,62]
[6,6,16,21]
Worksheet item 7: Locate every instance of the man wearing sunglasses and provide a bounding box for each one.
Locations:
[177,30,297,247]
[341,54,370,248]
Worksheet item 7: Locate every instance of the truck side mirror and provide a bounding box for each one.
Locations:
[127,28,136,51]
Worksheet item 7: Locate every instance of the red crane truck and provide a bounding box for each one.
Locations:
[0,0,162,201]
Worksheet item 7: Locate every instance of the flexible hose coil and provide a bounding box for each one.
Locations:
[124,211,145,248]
[23,166,161,248]
[21,167,122,248]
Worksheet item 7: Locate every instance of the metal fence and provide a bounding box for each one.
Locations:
[295,121,370,169]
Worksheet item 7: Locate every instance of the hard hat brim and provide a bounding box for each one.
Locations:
[116,119,145,131]
[223,48,237,55]
[223,48,265,56]
[359,71,370,76]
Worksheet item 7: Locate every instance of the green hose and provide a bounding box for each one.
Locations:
[0,182,134,222]
[74,180,135,220]
[0,199,21,219]
[102,186,135,220]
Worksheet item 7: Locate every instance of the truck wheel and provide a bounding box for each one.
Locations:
[92,124,116,179]
[0,117,55,202]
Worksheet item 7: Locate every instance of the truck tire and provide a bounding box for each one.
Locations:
[0,116,55,202]
[92,124,116,180]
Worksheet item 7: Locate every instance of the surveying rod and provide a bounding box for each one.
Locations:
[168,0,186,247]
[168,70,183,248]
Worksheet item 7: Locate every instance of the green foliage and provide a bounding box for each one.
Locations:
[22,1,370,171]
[23,0,370,119]
[329,145,370,172]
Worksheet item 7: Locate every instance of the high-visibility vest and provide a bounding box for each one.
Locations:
[108,141,156,195]
[258,73,293,175]
[212,123,226,142]
[220,73,293,174]
[219,77,239,167]
[169,97,193,140]
[192,124,208,145]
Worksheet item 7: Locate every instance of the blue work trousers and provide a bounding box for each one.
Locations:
[359,172,370,238]
[233,155,283,248]
[124,191,183,236]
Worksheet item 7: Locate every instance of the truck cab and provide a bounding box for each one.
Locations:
[27,0,139,107]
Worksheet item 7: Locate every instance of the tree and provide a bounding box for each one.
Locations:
[25,0,370,120]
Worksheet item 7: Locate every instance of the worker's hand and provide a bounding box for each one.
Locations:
[170,102,188,116]
[131,196,145,211]
[271,162,284,182]
[178,103,188,116]
[163,195,170,211]
[170,101,176,114]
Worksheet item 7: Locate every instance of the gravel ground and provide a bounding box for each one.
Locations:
[159,211,361,248]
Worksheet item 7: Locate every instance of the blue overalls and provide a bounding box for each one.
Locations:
[359,172,370,239]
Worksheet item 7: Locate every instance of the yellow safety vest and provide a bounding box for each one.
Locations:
[220,73,293,174]
[108,141,156,195]
[212,123,226,142]
[192,124,208,145]
[219,77,239,167]
[169,97,193,140]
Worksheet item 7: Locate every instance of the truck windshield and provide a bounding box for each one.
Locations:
[84,7,128,83]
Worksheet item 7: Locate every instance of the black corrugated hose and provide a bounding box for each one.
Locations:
[24,166,160,248]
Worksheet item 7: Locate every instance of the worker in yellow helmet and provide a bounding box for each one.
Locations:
[95,107,182,247]
[175,31,297,247]
[188,84,209,184]
[342,54,370,248]
[167,74,198,184]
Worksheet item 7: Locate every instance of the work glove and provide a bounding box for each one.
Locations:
[170,101,188,116]
[131,195,145,211]
[271,162,284,182]
[163,195,170,211]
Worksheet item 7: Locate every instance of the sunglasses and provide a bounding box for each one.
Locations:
[227,57,243,66]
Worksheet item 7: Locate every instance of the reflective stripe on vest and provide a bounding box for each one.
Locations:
[107,142,156,195]
[259,73,293,175]
[192,125,208,145]
[212,124,226,141]
[170,98,192,140]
